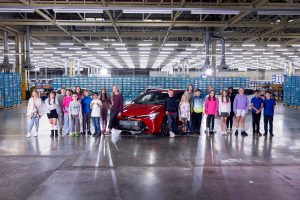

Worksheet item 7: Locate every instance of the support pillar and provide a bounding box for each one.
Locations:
[211,39,217,77]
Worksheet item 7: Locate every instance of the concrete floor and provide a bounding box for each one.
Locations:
[0,103,300,200]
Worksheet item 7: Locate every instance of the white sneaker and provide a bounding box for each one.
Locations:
[34,132,38,137]
[169,131,175,138]
[27,132,31,138]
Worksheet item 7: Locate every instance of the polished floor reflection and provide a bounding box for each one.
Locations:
[0,103,300,200]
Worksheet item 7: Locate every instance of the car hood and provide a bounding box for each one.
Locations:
[122,103,163,116]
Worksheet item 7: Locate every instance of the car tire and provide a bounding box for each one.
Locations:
[160,118,169,136]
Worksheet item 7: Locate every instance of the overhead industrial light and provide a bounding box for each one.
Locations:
[103,38,115,42]
[69,47,81,50]
[242,44,256,47]
[138,43,152,46]
[162,48,174,51]
[267,44,280,47]
[291,44,300,47]
[91,47,104,50]
[32,42,47,45]
[111,43,125,46]
[253,48,266,51]
[85,18,104,21]
[123,9,172,14]
[60,42,74,46]
[191,9,239,15]
[275,48,288,51]
[191,43,204,47]
[230,48,243,51]
[0,8,34,13]
[257,11,300,16]
[45,47,57,50]
[53,8,103,14]
[164,43,178,46]
[85,42,100,46]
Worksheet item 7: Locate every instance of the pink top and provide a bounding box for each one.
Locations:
[205,97,219,115]
[62,96,73,114]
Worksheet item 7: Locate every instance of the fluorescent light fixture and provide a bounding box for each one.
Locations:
[205,68,213,76]
[275,48,288,51]
[160,52,171,54]
[139,47,151,51]
[162,48,174,51]
[53,8,103,14]
[258,11,300,16]
[85,42,100,46]
[282,52,294,55]
[288,55,299,58]
[111,43,125,46]
[69,47,81,50]
[242,52,253,55]
[191,43,204,47]
[0,8,34,13]
[32,42,47,45]
[253,48,266,51]
[91,47,104,50]
[164,43,178,46]
[115,47,127,51]
[186,48,197,51]
[123,9,172,14]
[60,42,74,46]
[269,55,280,58]
[85,18,104,21]
[291,44,300,47]
[242,44,256,47]
[143,19,162,22]
[267,44,280,47]
[103,38,115,42]
[45,47,57,50]
[191,9,239,15]
[230,48,243,51]
[138,43,152,47]
[76,51,87,54]
[139,51,150,54]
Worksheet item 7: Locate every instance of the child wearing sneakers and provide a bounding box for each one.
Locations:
[263,91,276,137]
[233,87,249,137]
[62,89,73,135]
[164,89,179,138]
[90,92,102,137]
[178,94,190,134]
[45,91,59,137]
[26,89,42,138]
[251,90,264,136]
[69,94,82,137]
[218,90,231,135]
[205,90,218,135]
[191,89,204,134]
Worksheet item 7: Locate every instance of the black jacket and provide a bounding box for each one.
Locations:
[228,93,236,114]
[164,96,178,113]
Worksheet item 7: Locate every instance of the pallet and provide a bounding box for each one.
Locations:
[284,104,300,109]
[0,104,23,110]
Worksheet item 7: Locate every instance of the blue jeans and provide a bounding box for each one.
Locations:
[92,117,101,134]
[28,116,39,133]
[64,114,72,134]
[167,113,177,133]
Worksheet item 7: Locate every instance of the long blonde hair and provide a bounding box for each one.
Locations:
[31,89,40,98]
[180,94,189,105]
[111,85,120,97]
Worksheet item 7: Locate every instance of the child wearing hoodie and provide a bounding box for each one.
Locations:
[69,94,82,137]
[26,89,42,138]
[62,89,73,135]
[205,90,218,135]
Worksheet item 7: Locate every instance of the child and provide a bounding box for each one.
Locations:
[191,89,204,134]
[99,88,111,134]
[164,89,178,138]
[251,90,264,136]
[81,90,93,135]
[45,91,59,137]
[226,87,235,133]
[62,89,73,135]
[233,87,249,137]
[69,94,82,137]
[205,90,218,135]
[90,92,102,137]
[263,91,276,137]
[178,94,190,134]
[26,89,42,138]
[218,90,231,135]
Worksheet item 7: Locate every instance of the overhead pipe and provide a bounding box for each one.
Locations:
[22,26,34,70]
[0,30,13,70]
[211,36,228,70]
[203,27,211,68]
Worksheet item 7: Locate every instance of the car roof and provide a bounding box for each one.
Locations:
[149,89,185,93]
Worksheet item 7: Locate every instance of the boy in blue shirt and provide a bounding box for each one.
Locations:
[251,90,264,136]
[81,90,93,135]
[263,91,276,137]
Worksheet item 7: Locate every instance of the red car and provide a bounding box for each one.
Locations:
[116,89,184,135]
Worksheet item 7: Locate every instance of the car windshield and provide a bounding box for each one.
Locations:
[134,91,169,104]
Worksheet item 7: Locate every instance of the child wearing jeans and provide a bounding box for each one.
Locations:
[263,91,276,137]
[178,94,190,134]
[69,94,82,137]
[27,89,42,138]
[218,90,231,135]
[62,89,73,135]
[205,90,218,135]
[164,89,178,138]
[90,92,102,137]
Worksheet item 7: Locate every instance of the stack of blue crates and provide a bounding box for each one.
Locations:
[284,76,300,106]
[53,77,249,102]
[0,72,22,108]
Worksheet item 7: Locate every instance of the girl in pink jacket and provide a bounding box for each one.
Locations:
[62,89,73,135]
[205,90,218,135]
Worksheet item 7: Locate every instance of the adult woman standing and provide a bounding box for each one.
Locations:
[75,86,83,134]
[106,85,123,135]
[99,88,112,134]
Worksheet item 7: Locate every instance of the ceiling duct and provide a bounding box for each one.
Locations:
[0,30,14,70]
[203,28,211,68]
[211,36,228,70]
[22,26,34,70]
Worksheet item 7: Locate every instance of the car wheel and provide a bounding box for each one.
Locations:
[160,118,169,136]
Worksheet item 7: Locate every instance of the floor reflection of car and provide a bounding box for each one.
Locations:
[116,89,184,135]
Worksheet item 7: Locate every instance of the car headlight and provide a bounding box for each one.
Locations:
[148,112,160,120]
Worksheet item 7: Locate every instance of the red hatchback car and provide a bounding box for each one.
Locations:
[116,89,185,135]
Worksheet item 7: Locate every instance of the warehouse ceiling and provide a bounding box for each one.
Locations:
[0,0,300,72]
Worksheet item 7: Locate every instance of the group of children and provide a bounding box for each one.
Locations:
[26,85,124,138]
[165,85,276,138]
